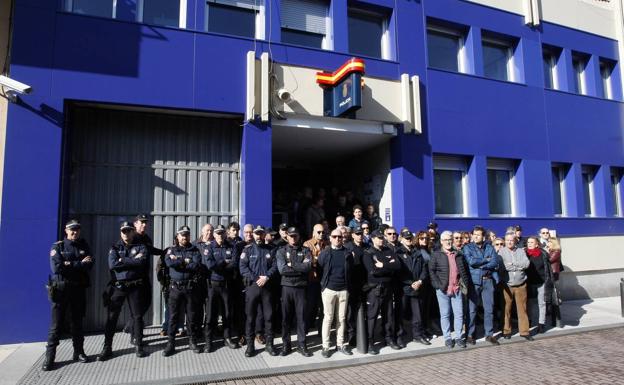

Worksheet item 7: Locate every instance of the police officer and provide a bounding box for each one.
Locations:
[274,223,289,249]
[162,226,203,356]
[239,225,278,357]
[43,220,93,371]
[276,227,312,357]
[396,229,431,346]
[202,224,239,352]
[97,222,149,361]
[363,230,401,354]
[344,225,368,346]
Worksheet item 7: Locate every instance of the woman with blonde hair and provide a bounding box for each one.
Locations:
[546,237,562,281]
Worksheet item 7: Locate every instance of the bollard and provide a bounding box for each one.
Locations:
[620,278,624,318]
[357,301,368,354]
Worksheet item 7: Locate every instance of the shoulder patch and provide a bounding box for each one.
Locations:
[240,252,246,259]
[204,249,209,255]
[167,249,173,255]
[50,249,57,257]
[131,249,137,255]
[266,253,271,259]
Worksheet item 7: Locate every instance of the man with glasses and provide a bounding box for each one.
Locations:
[360,220,371,246]
[303,223,328,333]
[539,228,550,247]
[276,227,312,357]
[318,229,354,357]
[462,225,500,346]
[452,231,464,251]
[385,226,406,348]
[98,222,149,361]
[345,225,368,346]
[363,230,402,354]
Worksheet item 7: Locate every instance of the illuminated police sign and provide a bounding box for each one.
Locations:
[316,58,365,118]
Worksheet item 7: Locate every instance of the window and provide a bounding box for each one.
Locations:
[581,165,596,216]
[543,48,559,89]
[600,59,615,99]
[611,168,622,216]
[482,37,513,81]
[206,1,262,38]
[427,25,465,73]
[66,0,113,17]
[141,0,180,27]
[487,159,516,215]
[281,0,329,49]
[551,165,568,216]
[348,8,388,59]
[571,54,588,95]
[433,156,468,216]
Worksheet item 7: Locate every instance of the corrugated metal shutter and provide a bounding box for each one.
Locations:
[280,0,327,34]
[208,0,261,10]
[67,107,241,331]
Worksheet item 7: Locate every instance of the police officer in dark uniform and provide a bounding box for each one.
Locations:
[396,229,431,346]
[362,230,402,354]
[276,227,312,357]
[43,220,93,371]
[202,224,240,352]
[162,226,203,356]
[239,225,278,357]
[274,223,289,249]
[344,225,368,346]
[97,222,149,361]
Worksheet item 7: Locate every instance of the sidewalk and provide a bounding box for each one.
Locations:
[2,296,623,385]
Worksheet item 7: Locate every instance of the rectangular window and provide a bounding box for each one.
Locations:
[572,54,587,95]
[551,165,568,216]
[600,59,615,99]
[433,156,468,216]
[348,8,387,59]
[543,48,559,90]
[141,0,180,27]
[487,158,516,215]
[611,168,622,216]
[582,165,596,216]
[206,1,260,38]
[67,0,113,17]
[427,26,465,73]
[281,0,329,49]
[482,37,513,81]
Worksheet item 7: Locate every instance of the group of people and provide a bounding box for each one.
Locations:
[42,208,563,372]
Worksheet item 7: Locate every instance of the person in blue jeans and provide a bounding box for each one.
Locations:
[462,225,500,345]
[428,231,472,348]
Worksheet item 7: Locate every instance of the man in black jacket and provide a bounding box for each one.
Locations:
[363,230,402,354]
[276,227,312,357]
[318,228,354,358]
[344,225,367,347]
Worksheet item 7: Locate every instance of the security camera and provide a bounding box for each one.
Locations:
[276,88,292,103]
[0,75,33,95]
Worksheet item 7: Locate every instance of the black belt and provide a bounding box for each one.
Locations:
[172,279,195,290]
[209,280,226,287]
[115,278,143,289]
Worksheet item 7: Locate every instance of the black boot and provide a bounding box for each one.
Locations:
[41,347,56,371]
[280,342,291,356]
[265,339,278,356]
[224,337,239,349]
[162,338,175,357]
[135,336,147,358]
[189,339,202,354]
[96,345,113,362]
[368,343,378,355]
[297,343,312,357]
[73,348,90,363]
[244,340,255,357]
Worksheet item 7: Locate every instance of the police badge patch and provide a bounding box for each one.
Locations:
[204,250,209,255]
[50,249,57,257]
[131,249,137,255]
[265,253,271,259]
[240,252,246,259]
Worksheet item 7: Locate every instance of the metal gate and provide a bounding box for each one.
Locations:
[66,106,241,331]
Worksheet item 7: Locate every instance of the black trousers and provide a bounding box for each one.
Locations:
[168,285,200,341]
[46,288,86,350]
[401,295,424,339]
[204,282,235,340]
[346,289,363,343]
[281,286,306,347]
[104,284,145,346]
[366,285,394,344]
[304,281,322,333]
[245,284,273,341]
[394,287,406,342]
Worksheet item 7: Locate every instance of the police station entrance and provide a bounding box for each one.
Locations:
[271,119,394,239]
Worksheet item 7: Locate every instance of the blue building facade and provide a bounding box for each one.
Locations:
[1,0,623,343]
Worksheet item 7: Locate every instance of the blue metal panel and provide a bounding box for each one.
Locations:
[240,121,272,227]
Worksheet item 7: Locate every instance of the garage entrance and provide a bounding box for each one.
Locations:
[64,105,241,330]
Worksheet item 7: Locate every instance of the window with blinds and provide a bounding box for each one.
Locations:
[206,0,262,39]
[281,0,329,49]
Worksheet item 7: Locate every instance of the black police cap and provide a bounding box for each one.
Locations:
[134,213,149,222]
[371,229,384,239]
[287,227,300,236]
[427,221,438,230]
[177,225,191,235]
[401,229,414,239]
[267,227,278,236]
[514,225,522,231]
[120,221,134,231]
[279,223,289,231]
[65,219,81,230]
[214,224,226,234]
[253,225,266,234]
[352,226,364,235]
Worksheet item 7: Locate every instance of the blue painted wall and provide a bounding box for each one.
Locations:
[2,0,624,343]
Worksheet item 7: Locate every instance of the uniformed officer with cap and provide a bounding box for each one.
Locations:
[276,227,312,357]
[97,221,149,361]
[363,229,402,354]
[239,225,278,357]
[43,220,94,371]
[162,225,203,356]
[344,224,368,346]
[202,224,240,352]
[274,223,289,248]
